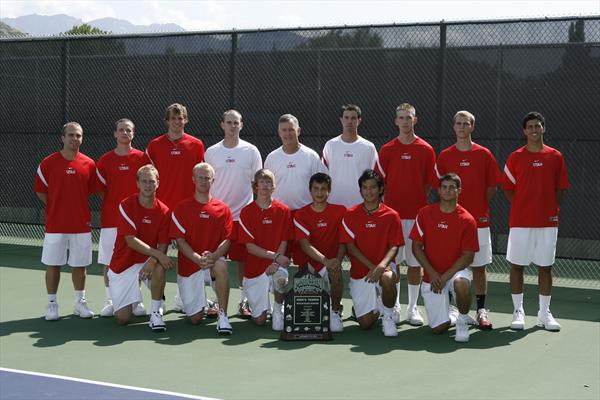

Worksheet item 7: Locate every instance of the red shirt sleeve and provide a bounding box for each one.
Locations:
[557,155,569,191]
[169,206,186,239]
[409,211,424,242]
[390,212,405,248]
[237,207,254,244]
[223,208,234,241]
[294,210,310,241]
[340,216,354,244]
[486,150,501,188]
[501,153,516,191]
[33,161,49,193]
[117,199,137,237]
[460,216,480,253]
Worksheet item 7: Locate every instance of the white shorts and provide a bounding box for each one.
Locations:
[421,269,471,328]
[108,263,145,312]
[177,270,211,317]
[399,219,418,267]
[41,232,92,267]
[350,263,398,318]
[471,228,492,267]
[98,227,117,266]
[243,268,289,319]
[506,227,558,267]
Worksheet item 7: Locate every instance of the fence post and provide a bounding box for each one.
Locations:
[434,21,447,150]
[229,32,238,110]
[60,39,70,124]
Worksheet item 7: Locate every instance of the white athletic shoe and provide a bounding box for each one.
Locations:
[272,305,284,331]
[392,305,402,325]
[330,310,344,333]
[455,315,470,342]
[382,315,398,337]
[216,311,233,335]
[132,302,147,317]
[464,313,478,326]
[511,308,525,330]
[45,302,59,321]
[449,305,459,327]
[73,299,94,318]
[406,307,424,326]
[173,294,184,313]
[537,310,561,332]
[149,312,166,331]
[100,299,114,317]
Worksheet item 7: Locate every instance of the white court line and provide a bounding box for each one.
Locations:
[0,368,221,400]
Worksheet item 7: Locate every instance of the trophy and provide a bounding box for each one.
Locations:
[280,267,333,341]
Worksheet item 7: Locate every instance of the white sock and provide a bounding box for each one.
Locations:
[408,284,420,310]
[539,294,551,314]
[151,299,162,314]
[273,302,283,313]
[105,287,111,300]
[458,313,470,323]
[512,293,524,311]
[74,290,85,302]
[395,282,401,307]
[383,306,393,318]
[48,294,57,303]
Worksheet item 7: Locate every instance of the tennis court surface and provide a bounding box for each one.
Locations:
[1,244,598,400]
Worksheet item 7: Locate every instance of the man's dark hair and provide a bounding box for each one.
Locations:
[309,172,332,191]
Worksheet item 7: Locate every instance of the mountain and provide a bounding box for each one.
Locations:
[0,21,25,37]
[88,17,185,33]
[0,14,185,36]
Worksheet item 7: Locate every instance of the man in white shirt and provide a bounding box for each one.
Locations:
[322,104,378,208]
[204,110,263,318]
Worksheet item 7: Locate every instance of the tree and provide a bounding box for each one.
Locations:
[62,23,108,35]
[300,28,384,49]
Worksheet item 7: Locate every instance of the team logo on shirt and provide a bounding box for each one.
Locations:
[199,211,210,219]
[142,216,152,224]
[437,221,449,229]
[225,157,235,164]
[65,167,76,175]
[365,220,376,228]
[286,162,296,169]
[459,159,470,167]
[401,152,412,160]
[343,151,353,158]
[549,216,558,222]
[532,160,543,167]
[118,164,130,171]
[262,217,273,225]
[316,220,327,228]
[479,217,488,223]
[171,148,181,156]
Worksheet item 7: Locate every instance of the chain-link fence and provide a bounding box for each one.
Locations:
[1,17,599,287]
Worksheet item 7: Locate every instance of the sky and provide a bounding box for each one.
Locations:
[1,0,599,31]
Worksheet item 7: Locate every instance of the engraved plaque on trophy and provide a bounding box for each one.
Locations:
[280,268,332,341]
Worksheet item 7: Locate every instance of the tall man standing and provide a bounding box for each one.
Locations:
[146,103,205,312]
[322,104,378,208]
[502,112,569,332]
[204,110,262,319]
[34,122,100,320]
[376,103,437,326]
[435,111,500,329]
[97,118,151,317]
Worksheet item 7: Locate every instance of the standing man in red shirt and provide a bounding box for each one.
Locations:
[108,165,172,330]
[411,173,479,342]
[294,172,346,332]
[238,169,293,331]
[376,103,437,326]
[170,163,234,334]
[340,169,404,337]
[146,103,205,312]
[34,122,100,321]
[96,118,151,317]
[502,112,569,332]
[435,111,500,329]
